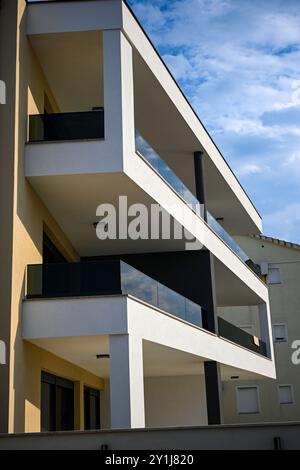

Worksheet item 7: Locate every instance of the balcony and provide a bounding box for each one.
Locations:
[26,261,267,357]
[135,131,261,277]
[26,260,203,328]
[28,110,105,143]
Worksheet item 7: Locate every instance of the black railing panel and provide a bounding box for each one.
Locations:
[27,260,122,298]
[28,110,104,142]
[218,316,267,357]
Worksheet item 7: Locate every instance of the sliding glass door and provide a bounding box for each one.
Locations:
[84,386,101,430]
[41,372,74,432]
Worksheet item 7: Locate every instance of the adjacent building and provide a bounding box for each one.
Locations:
[0,0,276,434]
[222,235,300,423]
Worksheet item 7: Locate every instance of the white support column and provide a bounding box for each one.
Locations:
[259,302,274,360]
[109,334,145,429]
[103,30,135,168]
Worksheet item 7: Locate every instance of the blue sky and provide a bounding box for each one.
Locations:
[128,0,300,243]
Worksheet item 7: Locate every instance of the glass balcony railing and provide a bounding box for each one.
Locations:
[28,110,105,143]
[206,213,249,263]
[26,260,203,328]
[135,131,199,212]
[218,317,268,357]
[135,131,261,275]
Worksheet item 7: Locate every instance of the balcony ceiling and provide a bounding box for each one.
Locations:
[29,31,104,113]
[27,336,262,381]
[28,170,263,306]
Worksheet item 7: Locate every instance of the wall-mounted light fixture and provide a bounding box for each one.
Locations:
[96,354,110,359]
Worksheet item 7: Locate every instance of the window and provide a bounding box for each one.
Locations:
[273,323,288,343]
[278,385,294,405]
[84,386,101,430]
[238,325,254,336]
[268,268,281,285]
[41,372,74,432]
[236,386,260,414]
[43,232,67,264]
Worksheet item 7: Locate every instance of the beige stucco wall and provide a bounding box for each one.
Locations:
[99,375,208,429]
[0,0,18,434]
[1,0,105,433]
[144,375,208,427]
[222,237,300,423]
[24,342,104,433]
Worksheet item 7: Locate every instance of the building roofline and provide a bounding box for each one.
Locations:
[252,234,300,251]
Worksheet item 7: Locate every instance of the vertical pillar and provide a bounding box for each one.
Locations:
[109,334,145,429]
[201,253,219,334]
[194,151,207,221]
[204,361,223,425]
[259,303,273,359]
[195,151,222,424]
[194,150,218,333]
[103,30,135,168]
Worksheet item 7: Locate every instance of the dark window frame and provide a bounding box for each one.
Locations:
[41,371,75,432]
[84,386,101,431]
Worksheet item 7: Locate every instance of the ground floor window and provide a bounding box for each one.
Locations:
[84,386,101,430]
[41,371,74,432]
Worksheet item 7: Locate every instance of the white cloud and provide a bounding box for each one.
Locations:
[273,79,300,110]
[236,163,264,177]
[129,0,300,242]
[285,152,300,167]
[132,2,166,32]
[263,203,300,243]
[163,53,196,81]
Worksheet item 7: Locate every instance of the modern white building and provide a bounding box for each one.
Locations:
[0,0,276,434]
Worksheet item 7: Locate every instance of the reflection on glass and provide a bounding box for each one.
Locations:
[158,284,186,320]
[207,212,249,262]
[186,299,203,327]
[135,131,252,266]
[121,262,202,327]
[135,131,199,212]
[121,262,158,306]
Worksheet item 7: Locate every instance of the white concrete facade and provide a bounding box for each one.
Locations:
[23,294,276,428]
[21,0,276,430]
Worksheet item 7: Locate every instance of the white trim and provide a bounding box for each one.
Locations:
[23,296,277,378]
